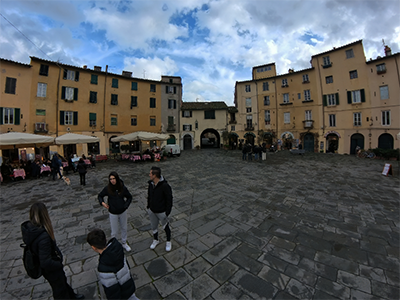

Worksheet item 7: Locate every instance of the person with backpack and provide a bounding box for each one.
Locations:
[21,202,84,299]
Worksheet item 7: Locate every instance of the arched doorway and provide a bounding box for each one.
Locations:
[378,133,394,149]
[201,128,220,148]
[228,133,239,149]
[244,132,255,145]
[183,134,192,150]
[350,133,364,154]
[281,131,294,150]
[167,135,176,145]
[263,132,274,147]
[304,133,314,152]
[326,134,339,153]
[109,136,120,154]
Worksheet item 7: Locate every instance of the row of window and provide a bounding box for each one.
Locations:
[58,110,158,127]
[181,110,216,119]
[260,110,392,127]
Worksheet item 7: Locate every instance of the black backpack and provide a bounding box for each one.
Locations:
[20,222,42,279]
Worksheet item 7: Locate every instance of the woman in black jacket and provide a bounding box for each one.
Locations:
[98,172,133,252]
[21,202,84,299]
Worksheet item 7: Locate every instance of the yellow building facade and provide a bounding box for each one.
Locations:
[235,40,399,154]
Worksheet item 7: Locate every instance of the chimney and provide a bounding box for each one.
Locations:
[83,65,87,69]
[122,71,132,77]
[384,45,392,56]
[94,66,102,71]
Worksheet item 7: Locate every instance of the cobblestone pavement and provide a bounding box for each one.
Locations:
[1,149,399,300]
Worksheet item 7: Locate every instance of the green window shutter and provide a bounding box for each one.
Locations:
[60,111,65,125]
[0,107,3,124]
[91,75,98,84]
[336,93,339,105]
[131,82,137,90]
[347,91,352,104]
[174,86,177,94]
[174,100,176,109]
[61,86,66,99]
[112,78,118,88]
[14,108,20,125]
[323,95,327,106]
[75,71,80,82]
[89,113,96,121]
[73,88,78,100]
[73,112,78,125]
[166,86,169,93]
[360,89,365,102]
[63,69,67,79]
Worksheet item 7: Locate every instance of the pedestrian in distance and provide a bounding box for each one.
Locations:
[147,166,173,251]
[51,153,62,180]
[87,228,139,300]
[98,172,133,252]
[21,202,85,299]
[77,158,87,186]
[241,144,247,160]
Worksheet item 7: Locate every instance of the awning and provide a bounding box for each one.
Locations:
[0,132,54,150]
[229,132,239,137]
[263,132,274,138]
[55,133,100,145]
[244,132,256,138]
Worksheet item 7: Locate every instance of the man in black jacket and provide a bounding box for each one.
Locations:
[147,166,173,251]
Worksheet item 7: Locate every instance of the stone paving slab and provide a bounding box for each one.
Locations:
[0,150,399,299]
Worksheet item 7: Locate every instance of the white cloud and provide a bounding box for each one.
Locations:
[123,56,179,80]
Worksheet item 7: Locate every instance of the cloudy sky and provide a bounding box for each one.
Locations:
[1,0,399,105]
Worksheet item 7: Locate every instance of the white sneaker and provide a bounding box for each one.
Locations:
[150,240,159,250]
[166,241,172,252]
[122,243,131,252]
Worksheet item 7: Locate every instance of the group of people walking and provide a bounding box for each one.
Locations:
[22,166,173,300]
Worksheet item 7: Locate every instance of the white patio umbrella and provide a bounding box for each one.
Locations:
[0,132,54,150]
[55,133,100,145]
[111,131,169,142]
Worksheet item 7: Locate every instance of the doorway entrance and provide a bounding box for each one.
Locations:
[350,133,364,154]
[304,133,314,152]
[183,134,192,150]
[378,133,394,149]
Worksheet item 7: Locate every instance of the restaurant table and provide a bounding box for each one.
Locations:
[129,155,141,162]
[142,154,151,160]
[40,166,51,174]
[84,159,91,165]
[13,169,26,179]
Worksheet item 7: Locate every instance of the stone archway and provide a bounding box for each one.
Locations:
[201,128,221,149]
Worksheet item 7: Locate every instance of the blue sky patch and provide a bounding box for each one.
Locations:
[301,31,323,46]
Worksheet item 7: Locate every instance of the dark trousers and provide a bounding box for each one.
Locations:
[79,173,86,185]
[43,268,76,299]
[52,167,62,180]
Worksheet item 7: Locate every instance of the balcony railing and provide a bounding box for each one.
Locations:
[229,120,237,124]
[167,124,176,132]
[245,125,254,131]
[303,120,314,129]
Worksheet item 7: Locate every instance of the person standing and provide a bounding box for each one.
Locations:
[98,172,132,252]
[87,229,139,300]
[77,158,87,186]
[21,202,84,299]
[147,166,173,251]
[51,153,62,180]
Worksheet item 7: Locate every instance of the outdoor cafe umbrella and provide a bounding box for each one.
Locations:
[55,133,100,145]
[110,131,169,142]
[0,132,54,150]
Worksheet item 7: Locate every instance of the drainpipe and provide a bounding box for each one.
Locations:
[103,65,108,135]
[274,79,278,144]
[316,57,325,152]
[56,66,61,137]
